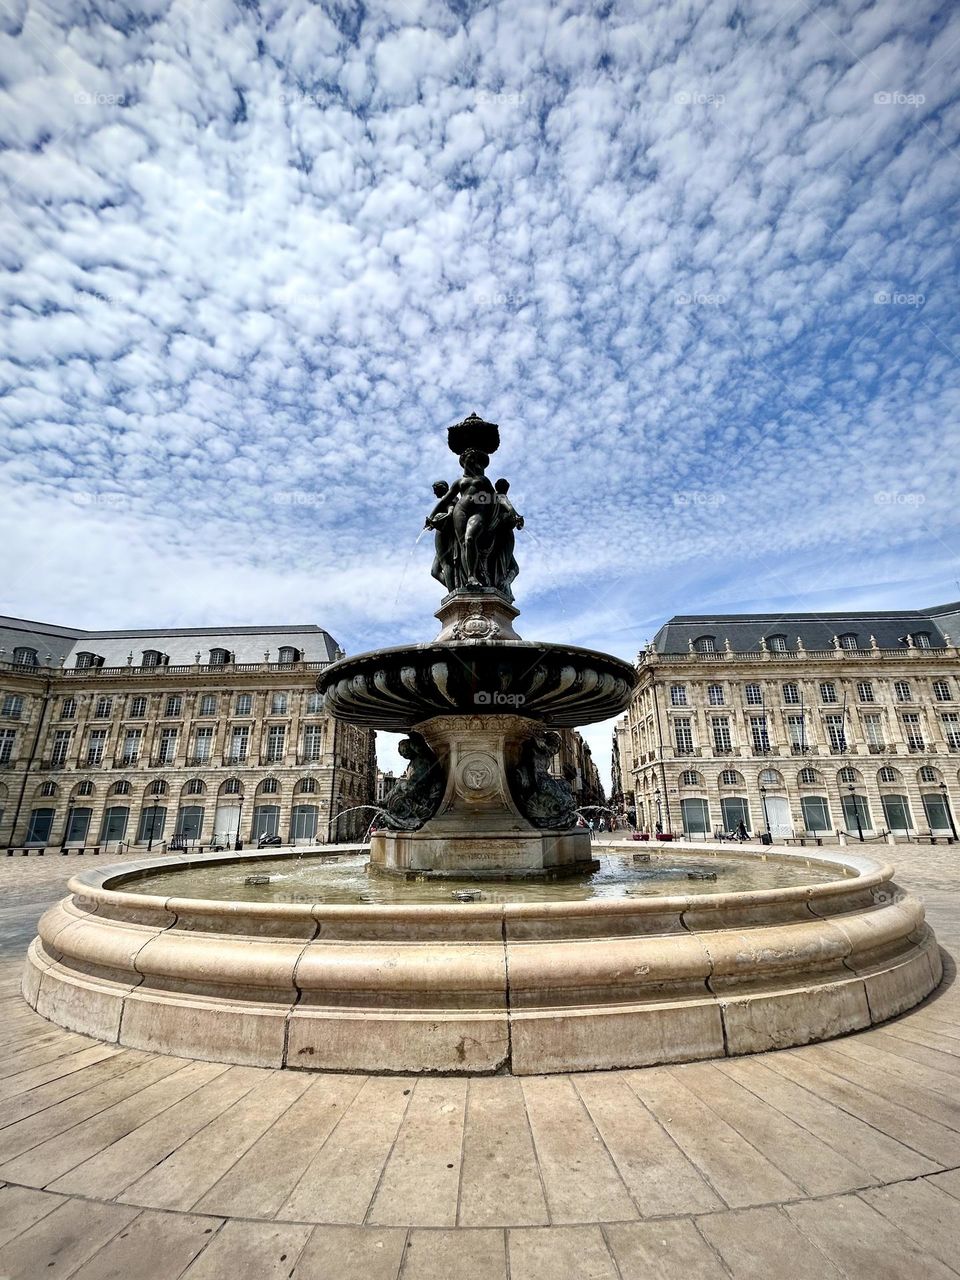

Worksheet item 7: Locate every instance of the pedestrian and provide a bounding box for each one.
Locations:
[736,819,748,842]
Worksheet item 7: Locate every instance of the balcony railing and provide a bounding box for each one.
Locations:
[867,743,887,754]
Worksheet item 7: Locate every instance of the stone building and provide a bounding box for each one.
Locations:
[624,603,960,843]
[554,729,605,812]
[610,714,635,819]
[0,616,376,850]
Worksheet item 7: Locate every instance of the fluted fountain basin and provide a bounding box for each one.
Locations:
[23,844,941,1075]
[316,640,638,729]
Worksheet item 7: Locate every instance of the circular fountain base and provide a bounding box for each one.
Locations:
[22,845,942,1075]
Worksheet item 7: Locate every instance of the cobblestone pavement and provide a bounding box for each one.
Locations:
[0,848,958,1278]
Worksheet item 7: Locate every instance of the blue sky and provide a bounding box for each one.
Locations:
[1,0,959,784]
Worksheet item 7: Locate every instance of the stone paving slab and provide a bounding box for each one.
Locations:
[0,849,957,1277]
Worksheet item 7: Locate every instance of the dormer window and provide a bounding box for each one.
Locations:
[209,648,230,667]
[914,632,932,650]
[767,634,788,652]
[277,646,301,666]
[74,652,103,669]
[693,636,716,654]
[13,647,38,666]
[839,633,858,650]
[142,650,167,668]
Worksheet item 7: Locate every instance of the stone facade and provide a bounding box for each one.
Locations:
[624,604,960,843]
[0,617,376,849]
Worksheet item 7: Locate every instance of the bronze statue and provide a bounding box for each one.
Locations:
[379,732,444,831]
[426,450,523,598]
[510,730,578,829]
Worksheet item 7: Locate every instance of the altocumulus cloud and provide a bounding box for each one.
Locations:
[0,0,958,684]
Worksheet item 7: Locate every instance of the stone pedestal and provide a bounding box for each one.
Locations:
[433,590,522,643]
[370,713,594,879]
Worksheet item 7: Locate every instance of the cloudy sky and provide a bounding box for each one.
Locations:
[1,0,958,784]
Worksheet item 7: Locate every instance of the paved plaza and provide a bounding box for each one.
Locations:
[0,847,958,1278]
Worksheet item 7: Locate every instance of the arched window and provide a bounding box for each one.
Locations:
[149,779,167,796]
[277,646,301,665]
[222,777,242,795]
[297,777,318,793]
[75,780,94,796]
[13,647,38,666]
[680,770,702,787]
[878,766,901,783]
[758,768,782,786]
[767,635,788,652]
[719,769,743,786]
[209,648,230,667]
[60,697,77,720]
[39,781,57,797]
[782,682,800,704]
[185,779,205,795]
[693,636,716,654]
[111,780,131,795]
[918,765,940,783]
[259,777,279,794]
[839,633,859,650]
[798,767,821,784]
[838,766,861,784]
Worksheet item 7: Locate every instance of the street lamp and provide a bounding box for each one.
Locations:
[847,783,864,843]
[146,801,160,852]
[234,795,244,851]
[654,787,663,833]
[759,784,771,838]
[939,782,958,842]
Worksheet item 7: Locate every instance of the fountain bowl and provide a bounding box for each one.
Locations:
[23,843,941,1075]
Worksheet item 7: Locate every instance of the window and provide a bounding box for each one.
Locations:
[235,693,253,715]
[175,806,204,841]
[744,684,763,706]
[86,729,107,765]
[290,805,318,841]
[157,727,178,764]
[303,724,323,761]
[137,806,166,842]
[749,715,770,754]
[759,768,782,786]
[0,729,16,764]
[902,713,924,752]
[798,767,820,784]
[129,695,147,718]
[857,681,874,703]
[719,769,743,785]
[767,635,788,652]
[266,725,286,762]
[192,726,213,762]
[680,770,702,786]
[112,780,131,795]
[786,713,807,752]
[918,765,939,783]
[838,766,860,784]
[149,779,167,796]
[707,684,724,706]
[673,717,693,755]
[51,729,71,766]
[670,685,687,706]
[39,781,57,797]
[894,681,911,702]
[13,647,38,666]
[693,636,715,653]
[933,680,952,702]
[252,805,280,840]
[881,794,912,833]
[863,714,885,751]
[842,792,871,833]
[680,797,710,834]
[142,650,164,668]
[270,693,288,715]
[914,632,932,650]
[76,780,93,796]
[306,691,323,714]
[209,648,230,667]
[720,796,750,832]
[121,728,141,764]
[782,683,800,705]
[923,792,951,831]
[74,652,99,669]
[297,777,317,793]
[824,713,846,753]
[277,646,300,665]
[942,712,960,749]
[199,694,217,716]
[164,695,182,718]
[100,806,129,842]
[801,796,830,832]
[94,696,112,719]
[60,697,77,720]
[820,682,837,704]
[260,777,279,794]
[228,725,249,762]
[839,633,859,650]
[712,717,732,753]
[878,766,901,783]
[185,779,205,795]
[223,777,242,794]
[1,694,24,719]
[26,809,55,844]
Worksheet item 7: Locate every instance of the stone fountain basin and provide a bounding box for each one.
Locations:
[316,640,638,729]
[23,845,941,1075]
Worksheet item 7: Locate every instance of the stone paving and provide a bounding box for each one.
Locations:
[0,848,958,1278]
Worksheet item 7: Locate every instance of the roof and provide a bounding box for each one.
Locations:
[652,603,960,655]
[0,617,341,668]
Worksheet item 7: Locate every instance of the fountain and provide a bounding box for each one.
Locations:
[23,414,942,1074]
